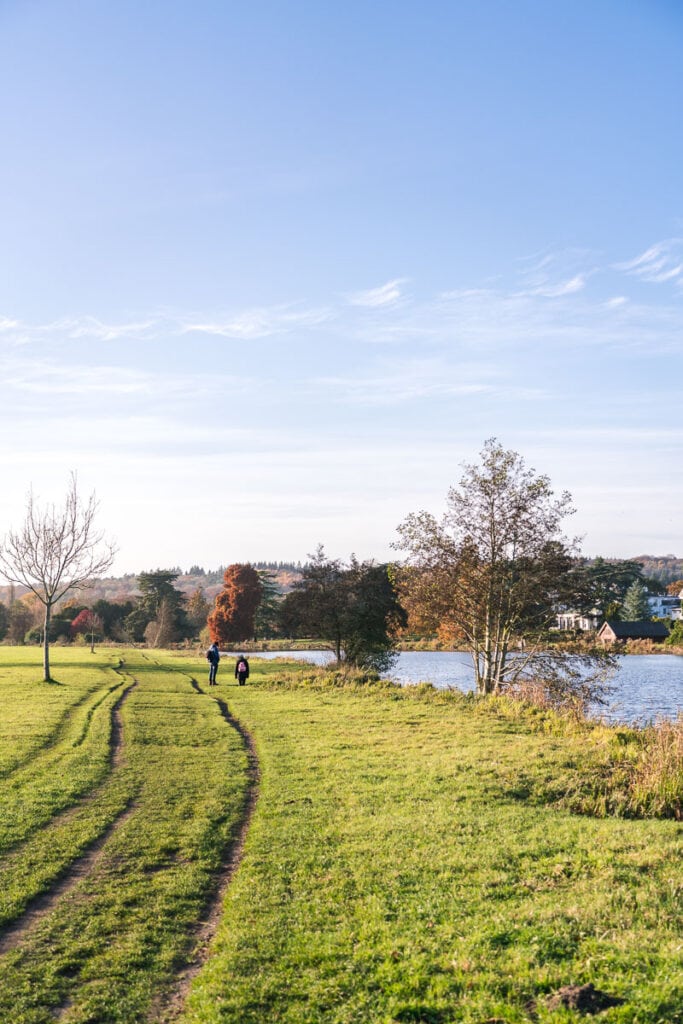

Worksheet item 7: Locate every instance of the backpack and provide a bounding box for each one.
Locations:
[207,647,217,663]
[237,660,247,673]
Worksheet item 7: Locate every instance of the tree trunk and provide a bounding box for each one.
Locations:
[43,603,51,681]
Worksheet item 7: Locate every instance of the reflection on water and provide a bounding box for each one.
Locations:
[253,650,683,724]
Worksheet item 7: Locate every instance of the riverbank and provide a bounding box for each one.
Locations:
[210,636,683,656]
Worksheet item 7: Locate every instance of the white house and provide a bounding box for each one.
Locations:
[647,592,683,620]
[555,609,601,632]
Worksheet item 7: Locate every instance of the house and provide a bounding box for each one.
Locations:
[597,620,670,645]
[555,609,601,631]
[647,594,683,620]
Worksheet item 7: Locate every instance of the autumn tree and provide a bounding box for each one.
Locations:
[0,476,116,680]
[208,564,262,646]
[186,587,211,635]
[71,608,104,652]
[395,439,612,706]
[7,599,34,644]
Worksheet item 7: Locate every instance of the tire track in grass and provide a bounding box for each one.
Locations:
[0,677,139,956]
[0,663,133,862]
[0,659,125,780]
[151,676,261,1024]
[0,655,127,774]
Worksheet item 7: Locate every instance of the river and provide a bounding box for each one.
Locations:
[249,649,683,724]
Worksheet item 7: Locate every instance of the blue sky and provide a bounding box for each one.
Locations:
[0,0,681,573]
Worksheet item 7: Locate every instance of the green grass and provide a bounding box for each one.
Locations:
[0,649,249,1023]
[0,647,123,775]
[178,656,682,1024]
[0,649,680,1023]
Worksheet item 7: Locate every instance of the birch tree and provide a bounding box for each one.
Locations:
[0,476,116,680]
[396,440,612,706]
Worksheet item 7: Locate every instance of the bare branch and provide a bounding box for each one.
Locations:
[0,475,117,680]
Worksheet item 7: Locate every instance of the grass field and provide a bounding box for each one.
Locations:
[0,649,680,1023]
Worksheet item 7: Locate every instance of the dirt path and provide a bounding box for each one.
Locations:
[0,677,138,957]
[151,681,260,1023]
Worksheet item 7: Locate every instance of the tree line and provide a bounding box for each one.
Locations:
[0,443,679,695]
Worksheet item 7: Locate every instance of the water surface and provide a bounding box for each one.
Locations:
[251,649,683,724]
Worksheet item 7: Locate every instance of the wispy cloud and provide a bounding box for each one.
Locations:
[52,316,159,341]
[4,361,155,395]
[309,357,546,406]
[530,273,587,298]
[0,313,164,346]
[616,239,683,284]
[182,305,332,339]
[515,248,593,299]
[348,278,408,308]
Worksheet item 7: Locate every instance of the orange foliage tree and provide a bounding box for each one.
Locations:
[208,564,262,645]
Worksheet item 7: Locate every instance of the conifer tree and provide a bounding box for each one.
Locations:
[622,580,651,621]
[208,564,262,645]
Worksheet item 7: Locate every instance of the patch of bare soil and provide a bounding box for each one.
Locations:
[538,982,624,1014]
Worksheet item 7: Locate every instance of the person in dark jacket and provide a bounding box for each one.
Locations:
[206,642,220,685]
[235,655,250,686]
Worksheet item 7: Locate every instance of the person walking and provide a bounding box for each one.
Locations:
[235,654,250,686]
[206,642,220,686]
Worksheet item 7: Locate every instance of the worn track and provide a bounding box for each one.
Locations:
[0,678,138,956]
[151,678,260,1023]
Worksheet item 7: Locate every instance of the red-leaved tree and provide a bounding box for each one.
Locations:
[70,608,103,653]
[208,564,262,646]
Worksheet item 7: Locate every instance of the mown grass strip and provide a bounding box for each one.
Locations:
[177,657,682,1024]
[0,678,138,931]
[0,666,127,856]
[153,683,261,1023]
[0,649,123,776]
[0,651,250,1024]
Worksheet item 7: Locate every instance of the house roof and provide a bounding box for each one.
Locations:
[600,620,670,639]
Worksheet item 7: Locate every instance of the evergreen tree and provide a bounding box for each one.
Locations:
[254,571,281,639]
[125,570,189,643]
[622,580,651,621]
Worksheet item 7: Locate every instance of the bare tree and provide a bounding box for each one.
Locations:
[0,475,116,680]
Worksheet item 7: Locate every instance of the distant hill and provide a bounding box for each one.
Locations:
[0,565,304,608]
[632,555,683,585]
[2,556,679,608]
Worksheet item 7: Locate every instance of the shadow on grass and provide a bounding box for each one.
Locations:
[393,1007,452,1023]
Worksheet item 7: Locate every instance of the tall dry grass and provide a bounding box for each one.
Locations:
[627,713,683,819]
